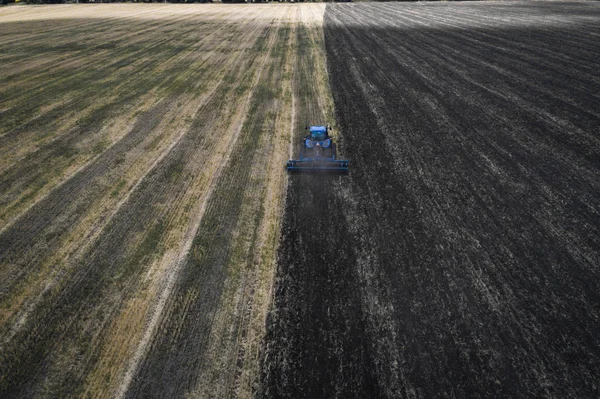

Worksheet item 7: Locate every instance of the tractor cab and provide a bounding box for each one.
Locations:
[305,126,331,149]
[309,126,328,141]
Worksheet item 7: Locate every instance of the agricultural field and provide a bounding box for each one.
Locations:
[1,1,600,398]
[0,4,331,397]
[261,1,600,398]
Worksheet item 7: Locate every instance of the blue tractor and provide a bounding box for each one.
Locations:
[286,125,349,173]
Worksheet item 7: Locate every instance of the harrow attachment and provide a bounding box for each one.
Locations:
[286,159,349,173]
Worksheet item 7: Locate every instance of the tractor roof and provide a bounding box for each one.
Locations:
[309,126,327,134]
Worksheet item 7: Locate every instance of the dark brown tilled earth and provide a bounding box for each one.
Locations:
[259,18,382,398]
[261,2,600,398]
[261,175,381,398]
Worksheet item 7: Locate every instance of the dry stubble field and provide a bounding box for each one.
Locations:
[0,4,332,398]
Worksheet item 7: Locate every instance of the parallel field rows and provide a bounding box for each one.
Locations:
[0,5,326,398]
[262,2,600,398]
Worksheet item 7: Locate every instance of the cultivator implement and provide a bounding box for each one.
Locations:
[286,125,349,174]
[286,159,349,173]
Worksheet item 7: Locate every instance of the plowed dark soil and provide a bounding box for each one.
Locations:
[261,2,600,398]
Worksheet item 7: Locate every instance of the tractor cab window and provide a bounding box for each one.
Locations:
[311,132,325,141]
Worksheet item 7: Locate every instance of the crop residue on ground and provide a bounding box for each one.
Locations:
[0,4,325,398]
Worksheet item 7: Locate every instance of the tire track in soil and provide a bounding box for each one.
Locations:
[312,2,600,398]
